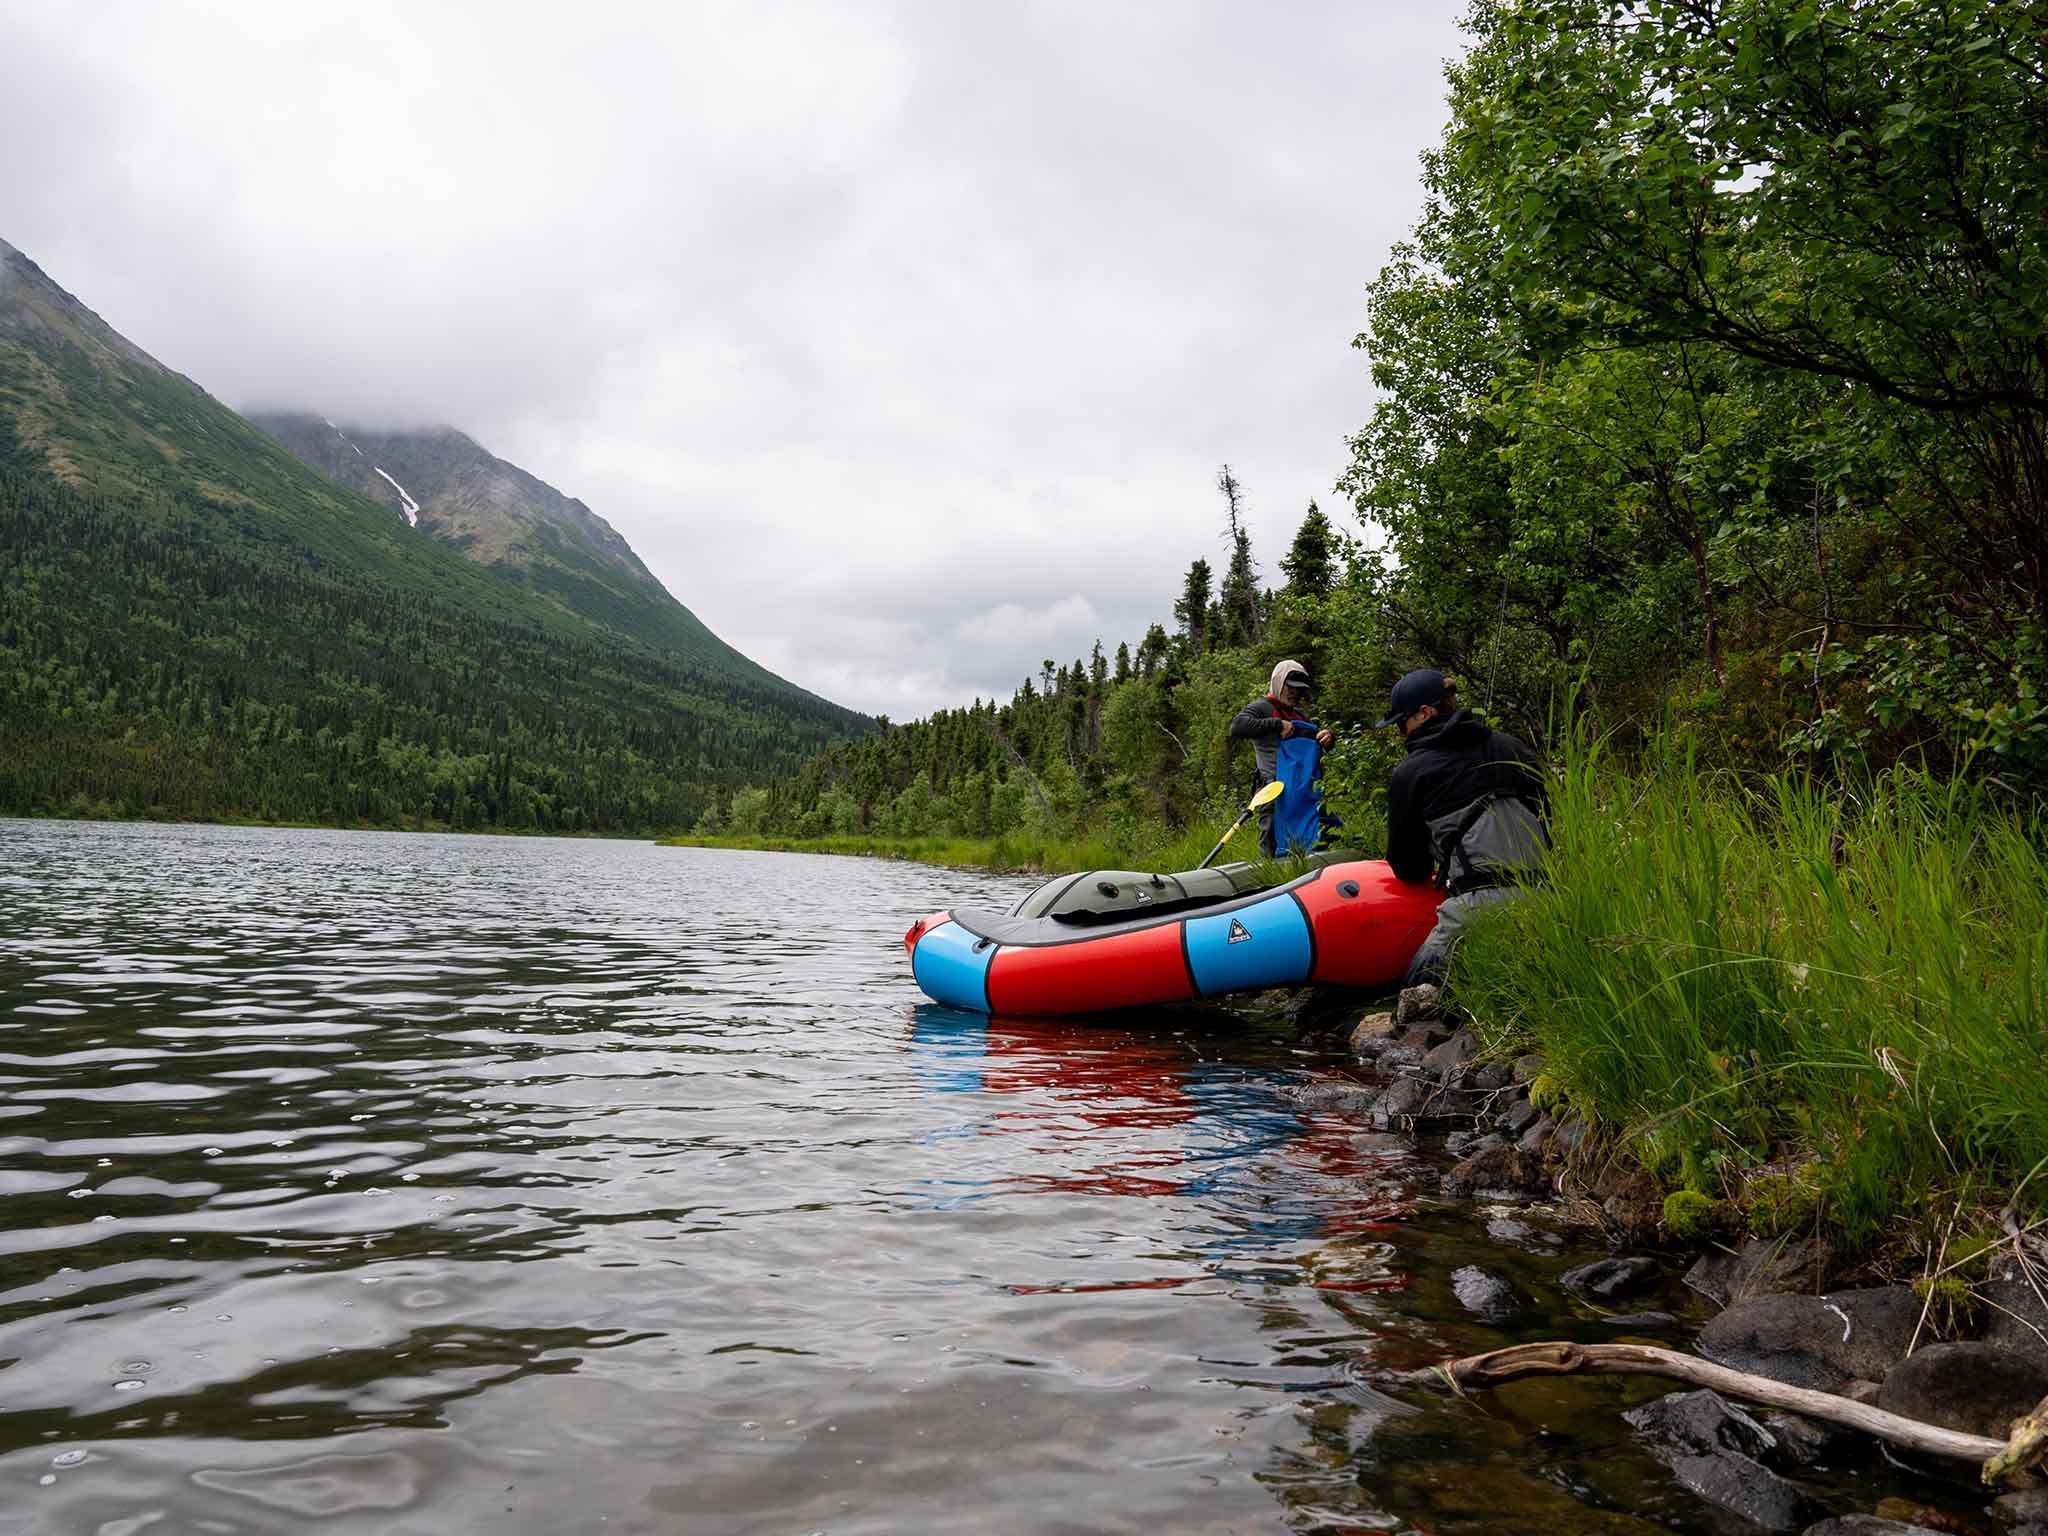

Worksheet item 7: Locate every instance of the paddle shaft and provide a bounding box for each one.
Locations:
[1196,808,1254,869]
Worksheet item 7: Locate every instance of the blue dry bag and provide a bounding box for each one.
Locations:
[1270,731,1326,856]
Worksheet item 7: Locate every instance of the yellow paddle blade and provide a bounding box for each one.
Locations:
[1249,780,1285,809]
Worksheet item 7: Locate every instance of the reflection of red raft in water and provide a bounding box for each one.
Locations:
[903,858,1443,1017]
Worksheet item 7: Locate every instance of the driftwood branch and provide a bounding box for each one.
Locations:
[1403,1341,2048,1486]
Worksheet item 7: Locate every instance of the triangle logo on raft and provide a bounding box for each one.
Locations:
[1227,919,1252,945]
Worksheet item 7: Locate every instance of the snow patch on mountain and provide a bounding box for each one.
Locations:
[373,466,421,528]
[322,417,365,457]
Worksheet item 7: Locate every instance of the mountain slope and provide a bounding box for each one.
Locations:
[247,412,787,688]
[0,236,870,831]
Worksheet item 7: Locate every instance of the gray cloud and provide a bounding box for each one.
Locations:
[2,0,1463,716]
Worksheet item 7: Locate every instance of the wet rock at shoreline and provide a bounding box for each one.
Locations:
[1287,1080,1383,1118]
[1988,1488,2048,1534]
[1496,1098,1540,1136]
[1800,1518,1947,1535]
[1595,1167,1665,1238]
[1559,1254,1660,1304]
[1419,1028,1477,1076]
[1876,1341,2048,1440]
[1468,1062,1513,1092]
[1980,1275,2048,1370]
[1348,1011,1399,1057]
[1395,982,1442,1025]
[1443,1143,1552,1201]
[1686,1236,1833,1306]
[1697,1287,1922,1393]
[1451,1264,1522,1323]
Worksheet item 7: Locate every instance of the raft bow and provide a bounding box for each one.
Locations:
[904,858,1441,1016]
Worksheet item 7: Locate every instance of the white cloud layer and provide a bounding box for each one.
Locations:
[0,0,1464,716]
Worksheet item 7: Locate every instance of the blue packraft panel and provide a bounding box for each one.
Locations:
[1271,734,1325,856]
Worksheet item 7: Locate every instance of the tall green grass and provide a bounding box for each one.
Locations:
[1455,735,2048,1249]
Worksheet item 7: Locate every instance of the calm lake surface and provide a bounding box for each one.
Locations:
[0,820,1901,1534]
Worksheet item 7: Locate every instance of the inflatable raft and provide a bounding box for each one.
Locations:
[904,857,1442,1016]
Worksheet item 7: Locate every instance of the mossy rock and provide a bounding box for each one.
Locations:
[1662,1189,1719,1242]
[1911,1274,1981,1339]
[1742,1167,1824,1238]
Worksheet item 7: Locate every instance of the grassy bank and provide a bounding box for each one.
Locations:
[1455,738,2048,1264]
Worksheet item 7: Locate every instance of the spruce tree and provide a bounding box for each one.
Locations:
[1174,560,1213,650]
[1216,464,1264,645]
[1281,500,1336,600]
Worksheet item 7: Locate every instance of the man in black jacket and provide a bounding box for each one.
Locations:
[1377,669,1546,987]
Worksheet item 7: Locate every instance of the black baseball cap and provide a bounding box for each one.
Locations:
[1374,668,1448,728]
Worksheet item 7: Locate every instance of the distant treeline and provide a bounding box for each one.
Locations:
[707,0,2045,845]
[0,470,865,833]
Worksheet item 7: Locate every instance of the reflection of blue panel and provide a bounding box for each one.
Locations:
[911,921,995,1012]
[1184,894,1311,997]
[908,1005,989,1095]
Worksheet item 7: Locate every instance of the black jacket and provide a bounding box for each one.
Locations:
[1386,709,1544,887]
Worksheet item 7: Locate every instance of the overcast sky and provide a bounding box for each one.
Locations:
[2,1,1465,718]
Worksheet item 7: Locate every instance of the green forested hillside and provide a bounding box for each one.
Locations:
[0,239,868,831]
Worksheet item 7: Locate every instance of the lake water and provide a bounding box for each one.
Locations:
[0,820,1901,1534]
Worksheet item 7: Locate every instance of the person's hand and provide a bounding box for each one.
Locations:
[1279,720,1296,739]
[1315,728,1334,748]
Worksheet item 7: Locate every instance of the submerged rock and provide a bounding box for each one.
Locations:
[1668,1452,1818,1532]
[1623,1388,1778,1460]
[1697,1287,1922,1393]
[1800,1519,1948,1535]
[1450,1264,1522,1323]
[1876,1341,2048,1440]
[1559,1254,1660,1304]
[1760,1410,1858,1468]
[1624,1390,1818,1532]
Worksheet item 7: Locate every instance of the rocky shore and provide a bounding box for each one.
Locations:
[1289,985,2048,1536]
